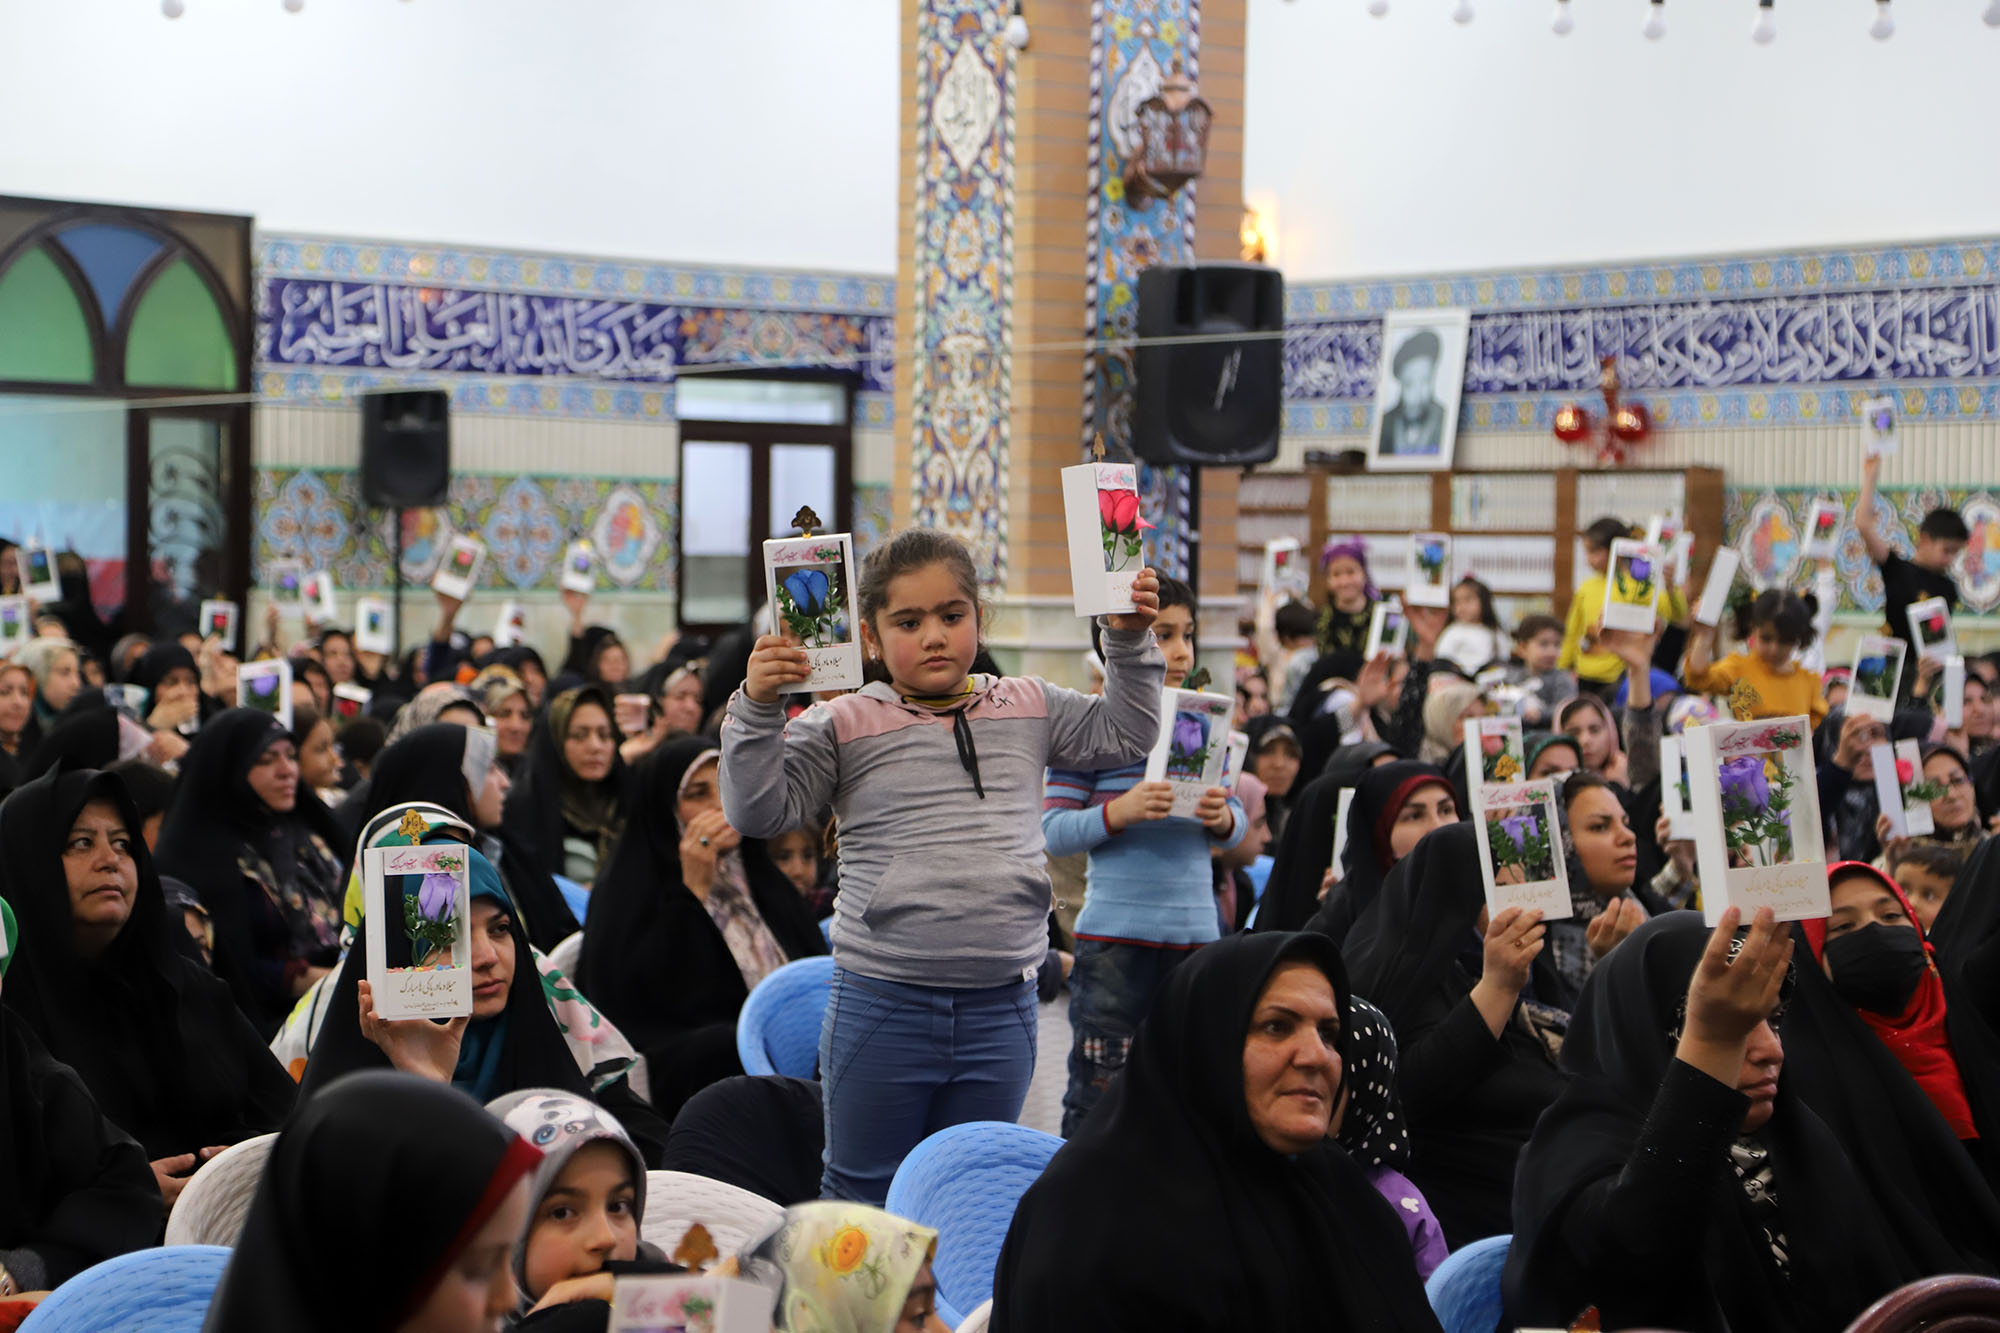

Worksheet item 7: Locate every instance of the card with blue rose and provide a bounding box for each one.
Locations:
[1471,777,1571,922]
[763,532,862,693]
[364,840,474,1020]
[1685,714,1827,925]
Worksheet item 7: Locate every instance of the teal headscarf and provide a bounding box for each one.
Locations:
[0,897,16,977]
[447,835,514,1103]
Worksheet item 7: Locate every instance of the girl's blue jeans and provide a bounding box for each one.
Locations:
[818,966,1038,1204]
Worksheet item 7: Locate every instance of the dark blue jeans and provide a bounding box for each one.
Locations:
[1061,938,1200,1137]
[818,967,1038,1204]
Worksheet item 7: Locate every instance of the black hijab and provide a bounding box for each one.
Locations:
[1253,740,1394,934]
[1298,759,1452,945]
[126,641,198,713]
[1505,912,1997,1332]
[203,1071,543,1333]
[153,709,345,1031]
[577,738,825,1118]
[0,768,296,1158]
[502,685,627,880]
[659,1074,826,1206]
[991,932,1442,1333]
[0,1004,162,1289]
[352,724,578,952]
[22,705,122,782]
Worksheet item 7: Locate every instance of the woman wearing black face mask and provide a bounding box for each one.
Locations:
[1785,861,2000,1198]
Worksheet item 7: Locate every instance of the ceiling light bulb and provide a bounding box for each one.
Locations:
[1368,0,1389,16]
[1452,0,1474,23]
[1869,0,1895,37]
[1988,0,2000,26]
[1005,3,1030,49]
[1551,0,1574,34]
[162,0,185,15]
[282,0,304,11]
[1642,0,1666,39]
[1752,1,1776,41]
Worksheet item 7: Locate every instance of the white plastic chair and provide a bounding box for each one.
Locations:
[162,1133,278,1247]
[641,1169,785,1261]
[546,931,584,979]
[955,1298,994,1332]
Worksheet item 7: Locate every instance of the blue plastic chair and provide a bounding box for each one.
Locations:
[735,955,835,1077]
[884,1120,1063,1330]
[818,915,834,946]
[1423,1234,1512,1333]
[20,1244,232,1332]
[553,873,591,924]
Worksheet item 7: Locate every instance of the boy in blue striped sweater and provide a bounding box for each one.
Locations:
[1042,576,1244,1135]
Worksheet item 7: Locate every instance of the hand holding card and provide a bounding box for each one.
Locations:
[363,841,474,1021]
[1064,461,1144,617]
[1143,689,1235,819]
[762,532,861,693]
[431,536,486,602]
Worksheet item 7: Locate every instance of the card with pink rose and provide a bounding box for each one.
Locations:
[1062,461,1145,616]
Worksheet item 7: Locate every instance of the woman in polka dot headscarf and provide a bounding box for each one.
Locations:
[1332,996,1448,1280]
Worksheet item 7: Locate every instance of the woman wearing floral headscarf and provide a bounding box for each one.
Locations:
[741,1201,950,1333]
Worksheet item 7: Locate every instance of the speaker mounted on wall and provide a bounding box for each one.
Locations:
[359,389,452,509]
[1132,262,1283,467]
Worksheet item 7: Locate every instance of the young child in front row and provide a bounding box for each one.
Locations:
[720,528,1166,1205]
[1681,588,1828,724]
[1042,578,1244,1136]
[487,1089,664,1331]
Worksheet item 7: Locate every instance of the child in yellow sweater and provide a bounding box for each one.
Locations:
[1561,517,1690,691]
[1682,588,1829,724]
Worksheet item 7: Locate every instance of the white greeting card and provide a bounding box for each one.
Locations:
[1661,736,1694,840]
[1143,689,1235,819]
[763,532,862,693]
[1601,539,1661,634]
[1472,778,1573,922]
[493,600,527,649]
[332,682,373,722]
[1261,537,1309,603]
[236,658,294,731]
[1063,462,1142,617]
[302,569,338,624]
[1907,596,1955,664]
[1685,715,1828,925]
[1464,714,1525,794]
[1872,738,1936,841]
[268,559,306,612]
[614,693,652,737]
[1861,393,1900,458]
[198,599,239,652]
[1223,729,1250,791]
[355,598,393,655]
[1945,656,1967,730]
[1406,532,1453,608]
[1848,634,1907,722]
[560,539,598,594]
[1331,786,1355,876]
[1801,499,1844,561]
[1644,510,1682,551]
[431,536,487,601]
[20,542,59,602]
[1668,530,1694,586]
[0,596,29,649]
[363,842,475,1021]
[105,684,147,718]
[1364,598,1407,660]
[609,1275,772,1333]
[1695,548,1740,627]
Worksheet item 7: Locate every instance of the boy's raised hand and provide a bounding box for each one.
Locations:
[1104,567,1160,634]
[745,633,811,704]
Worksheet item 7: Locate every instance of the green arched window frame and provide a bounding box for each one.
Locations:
[0,195,253,630]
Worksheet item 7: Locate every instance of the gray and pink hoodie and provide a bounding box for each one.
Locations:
[719,627,1163,990]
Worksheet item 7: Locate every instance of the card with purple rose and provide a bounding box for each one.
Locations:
[1685,714,1827,925]
[762,530,862,693]
[1600,538,1660,634]
[363,839,474,1020]
[1144,688,1236,818]
[1471,779,1571,921]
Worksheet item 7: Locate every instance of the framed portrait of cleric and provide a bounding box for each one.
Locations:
[1368,308,1471,473]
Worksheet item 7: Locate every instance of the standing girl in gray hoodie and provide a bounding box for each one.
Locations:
[721,527,1164,1203]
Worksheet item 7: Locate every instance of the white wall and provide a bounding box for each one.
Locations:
[0,0,900,275]
[1245,0,2000,280]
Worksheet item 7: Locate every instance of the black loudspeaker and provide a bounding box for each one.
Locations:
[360,390,452,508]
[1133,262,1283,466]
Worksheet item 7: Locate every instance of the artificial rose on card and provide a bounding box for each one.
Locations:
[1898,759,1946,803]
[1098,487,1143,573]
[404,853,464,967]
[1416,539,1449,584]
[1487,809,1555,884]
[1717,727,1801,869]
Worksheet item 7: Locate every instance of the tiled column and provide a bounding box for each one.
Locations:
[896,0,1247,684]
